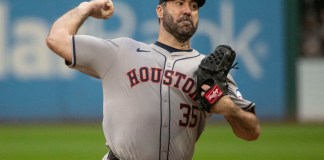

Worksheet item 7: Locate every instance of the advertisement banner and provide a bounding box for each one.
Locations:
[0,0,285,120]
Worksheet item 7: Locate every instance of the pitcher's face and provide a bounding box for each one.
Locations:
[161,0,199,42]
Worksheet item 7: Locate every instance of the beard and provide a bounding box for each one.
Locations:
[162,10,198,43]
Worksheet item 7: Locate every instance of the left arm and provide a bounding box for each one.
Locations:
[225,108,260,141]
[197,45,260,141]
[209,96,261,141]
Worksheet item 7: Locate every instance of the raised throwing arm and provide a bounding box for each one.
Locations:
[46,0,114,61]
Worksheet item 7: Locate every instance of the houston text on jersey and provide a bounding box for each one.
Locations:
[127,67,198,99]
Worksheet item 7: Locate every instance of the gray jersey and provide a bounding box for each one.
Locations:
[68,35,255,160]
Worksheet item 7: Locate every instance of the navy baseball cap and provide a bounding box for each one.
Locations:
[159,0,206,7]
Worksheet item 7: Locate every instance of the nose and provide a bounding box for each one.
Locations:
[182,3,192,16]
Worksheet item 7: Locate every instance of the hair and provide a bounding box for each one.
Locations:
[158,2,167,23]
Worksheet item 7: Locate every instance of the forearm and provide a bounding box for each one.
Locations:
[224,106,261,141]
[210,96,260,141]
[51,4,90,35]
[46,2,93,61]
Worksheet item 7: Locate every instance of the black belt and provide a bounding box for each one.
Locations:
[107,150,120,160]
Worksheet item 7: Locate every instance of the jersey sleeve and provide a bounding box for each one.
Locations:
[227,74,256,114]
[66,35,119,79]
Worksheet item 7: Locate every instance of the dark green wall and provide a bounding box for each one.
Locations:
[285,0,300,120]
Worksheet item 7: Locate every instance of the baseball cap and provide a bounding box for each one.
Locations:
[159,0,206,8]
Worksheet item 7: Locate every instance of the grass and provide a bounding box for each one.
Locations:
[193,122,324,160]
[0,122,324,160]
[0,124,107,160]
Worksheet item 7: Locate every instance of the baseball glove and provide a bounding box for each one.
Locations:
[195,45,237,112]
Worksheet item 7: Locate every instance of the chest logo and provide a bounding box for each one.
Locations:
[127,67,198,99]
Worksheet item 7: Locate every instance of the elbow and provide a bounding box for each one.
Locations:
[242,125,261,141]
[244,131,260,141]
[45,34,72,61]
[46,34,56,51]
[46,32,66,52]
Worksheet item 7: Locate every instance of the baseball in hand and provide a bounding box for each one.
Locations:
[102,0,114,19]
[90,0,114,19]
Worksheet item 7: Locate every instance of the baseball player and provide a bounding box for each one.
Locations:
[46,0,260,159]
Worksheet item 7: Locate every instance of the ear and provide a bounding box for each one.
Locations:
[156,5,163,19]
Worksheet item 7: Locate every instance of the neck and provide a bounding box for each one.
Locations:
[157,29,191,50]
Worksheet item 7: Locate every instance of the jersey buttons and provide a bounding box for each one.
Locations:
[163,97,168,102]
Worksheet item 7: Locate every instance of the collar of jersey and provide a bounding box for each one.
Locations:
[154,41,193,53]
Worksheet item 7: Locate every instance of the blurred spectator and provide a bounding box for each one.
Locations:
[320,9,324,51]
[301,0,324,57]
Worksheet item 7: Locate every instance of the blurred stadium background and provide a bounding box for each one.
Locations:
[0,0,324,159]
